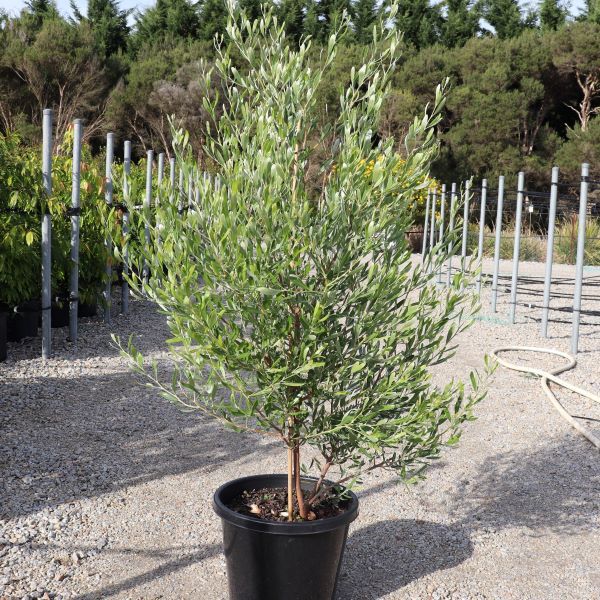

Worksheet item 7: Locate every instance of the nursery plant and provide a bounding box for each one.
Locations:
[118,4,491,597]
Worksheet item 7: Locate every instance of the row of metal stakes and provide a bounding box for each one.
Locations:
[421,164,592,355]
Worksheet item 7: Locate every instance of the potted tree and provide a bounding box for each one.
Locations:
[0,133,43,343]
[118,6,491,599]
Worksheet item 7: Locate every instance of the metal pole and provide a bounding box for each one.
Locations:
[69,119,83,343]
[169,158,176,208]
[446,183,457,286]
[491,175,505,313]
[157,152,165,188]
[509,171,525,324]
[571,163,589,355]
[421,190,430,263]
[104,132,114,324]
[437,184,446,283]
[476,179,487,294]
[178,168,184,214]
[430,188,437,252]
[121,141,131,315]
[143,150,153,285]
[41,109,52,360]
[541,166,559,337]
[461,180,471,269]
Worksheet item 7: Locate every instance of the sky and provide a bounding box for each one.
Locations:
[0,0,590,22]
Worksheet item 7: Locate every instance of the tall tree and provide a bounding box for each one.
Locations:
[133,0,199,49]
[539,0,567,31]
[395,0,443,49]
[4,19,109,142]
[353,0,377,44]
[278,0,306,45]
[442,0,480,47]
[303,0,322,40]
[21,0,59,35]
[239,0,266,23]
[585,0,600,24]
[198,0,228,42]
[553,22,600,131]
[483,0,523,39]
[70,0,130,58]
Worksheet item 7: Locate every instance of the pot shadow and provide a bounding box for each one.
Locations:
[447,434,600,536]
[338,434,598,599]
[68,543,222,600]
[337,519,473,600]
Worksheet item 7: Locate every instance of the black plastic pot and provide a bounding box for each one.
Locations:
[51,299,69,328]
[0,311,7,362]
[213,474,359,600]
[78,301,97,318]
[7,300,40,341]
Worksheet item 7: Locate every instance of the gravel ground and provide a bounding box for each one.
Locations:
[1,258,599,600]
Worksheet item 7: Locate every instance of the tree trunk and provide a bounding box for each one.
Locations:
[287,445,294,522]
[293,445,308,520]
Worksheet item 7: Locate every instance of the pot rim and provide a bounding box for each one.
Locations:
[213,473,359,535]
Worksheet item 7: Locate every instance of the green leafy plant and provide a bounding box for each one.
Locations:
[0,132,42,308]
[118,5,491,521]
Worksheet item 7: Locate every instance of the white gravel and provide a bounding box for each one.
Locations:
[1,259,599,600]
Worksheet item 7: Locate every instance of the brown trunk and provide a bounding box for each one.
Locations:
[287,445,294,522]
[293,445,308,520]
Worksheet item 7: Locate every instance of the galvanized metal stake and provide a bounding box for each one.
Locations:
[509,172,525,324]
[446,183,457,287]
[430,188,437,252]
[104,133,115,324]
[143,150,153,285]
[169,158,176,205]
[491,176,505,313]
[476,179,487,294]
[437,184,446,283]
[571,163,590,355]
[178,169,184,214]
[157,152,165,188]
[121,141,131,315]
[41,109,53,360]
[422,190,431,263]
[69,119,83,344]
[461,180,471,269]
[541,167,559,337]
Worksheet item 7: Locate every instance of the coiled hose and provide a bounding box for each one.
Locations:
[491,346,600,450]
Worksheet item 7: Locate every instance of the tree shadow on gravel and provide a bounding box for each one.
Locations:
[69,543,221,600]
[448,435,599,535]
[337,519,473,599]
[0,369,279,520]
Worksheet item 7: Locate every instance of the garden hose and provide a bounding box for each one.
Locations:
[491,346,600,450]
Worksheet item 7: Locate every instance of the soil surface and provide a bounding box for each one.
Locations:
[1,257,599,599]
[227,487,347,522]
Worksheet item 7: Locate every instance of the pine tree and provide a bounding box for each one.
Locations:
[303,0,322,40]
[240,0,266,23]
[70,0,129,57]
[353,0,377,44]
[23,0,58,32]
[198,0,228,42]
[278,0,306,45]
[442,0,480,47]
[395,0,442,49]
[539,0,567,31]
[134,0,200,47]
[322,0,353,37]
[483,0,523,39]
